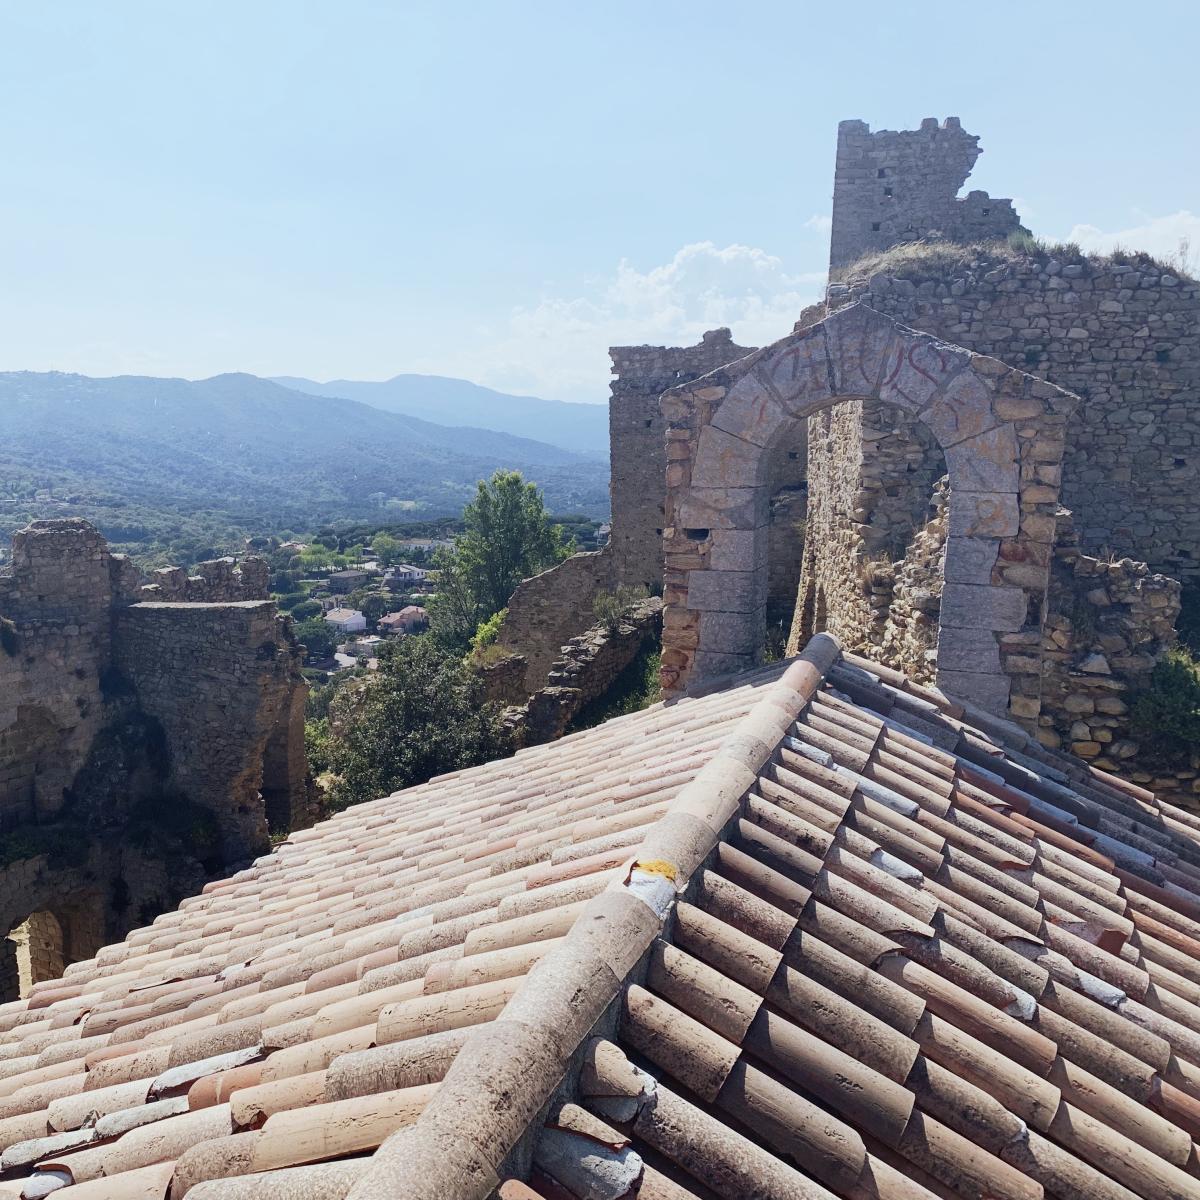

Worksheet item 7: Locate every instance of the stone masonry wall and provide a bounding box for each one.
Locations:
[115,601,307,856]
[0,518,310,992]
[828,248,1200,580]
[1039,510,1190,800]
[495,551,615,694]
[512,597,662,746]
[830,117,1023,274]
[495,329,757,696]
[0,521,114,823]
[610,329,757,590]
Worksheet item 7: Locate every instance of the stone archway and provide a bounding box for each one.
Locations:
[660,303,1077,724]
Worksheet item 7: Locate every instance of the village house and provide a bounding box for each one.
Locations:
[322,606,366,634]
[378,604,428,635]
[384,563,428,592]
[328,567,370,593]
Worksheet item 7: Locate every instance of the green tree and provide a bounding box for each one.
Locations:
[427,549,481,651]
[361,592,390,624]
[457,470,568,616]
[320,637,513,809]
[372,532,401,565]
[294,616,337,660]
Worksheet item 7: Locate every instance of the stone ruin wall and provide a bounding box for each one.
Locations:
[496,329,767,694]
[827,249,1200,581]
[1041,512,1193,800]
[830,117,1023,274]
[511,597,663,747]
[0,519,312,996]
[114,601,311,853]
[806,116,1200,800]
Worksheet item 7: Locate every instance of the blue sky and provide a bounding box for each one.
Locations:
[2,1,1196,403]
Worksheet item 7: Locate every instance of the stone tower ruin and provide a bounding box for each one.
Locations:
[829,117,1024,274]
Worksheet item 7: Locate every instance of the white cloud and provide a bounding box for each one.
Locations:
[804,213,832,234]
[471,242,826,403]
[1060,210,1200,267]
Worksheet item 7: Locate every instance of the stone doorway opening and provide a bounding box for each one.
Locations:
[793,396,950,683]
[660,303,1078,724]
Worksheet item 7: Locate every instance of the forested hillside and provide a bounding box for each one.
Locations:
[0,371,609,564]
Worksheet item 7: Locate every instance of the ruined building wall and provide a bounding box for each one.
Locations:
[114,601,310,855]
[1040,510,1190,799]
[496,329,757,694]
[0,521,114,824]
[0,519,311,996]
[829,117,1023,274]
[827,247,1200,581]
[495,551,615,694]
[791,389,948,661]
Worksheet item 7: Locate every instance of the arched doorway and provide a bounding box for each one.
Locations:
[660,303,1077,723]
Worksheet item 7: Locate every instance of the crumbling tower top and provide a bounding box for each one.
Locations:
[829,116,1024,275]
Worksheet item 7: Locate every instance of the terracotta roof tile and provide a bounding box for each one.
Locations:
[11,636,1200,1197]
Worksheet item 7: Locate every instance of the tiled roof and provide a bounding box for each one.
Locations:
[6,636,1200,1199]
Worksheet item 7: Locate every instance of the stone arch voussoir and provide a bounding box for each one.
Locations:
[660,302,1077,723]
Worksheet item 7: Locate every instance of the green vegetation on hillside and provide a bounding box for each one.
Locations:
[840,234,1195,285]
[0,370,609,564]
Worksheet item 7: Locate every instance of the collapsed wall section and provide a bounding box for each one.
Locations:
[0,519,311,994]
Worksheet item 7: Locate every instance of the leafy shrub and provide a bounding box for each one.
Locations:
[1130,648,1200,767]
[592,585,649,632]
[470,608,507,654]
[316,636,513,811]
[295,616,337,660]
[290,599,321,621]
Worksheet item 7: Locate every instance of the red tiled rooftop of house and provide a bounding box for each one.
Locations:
[4,634,1200,1199]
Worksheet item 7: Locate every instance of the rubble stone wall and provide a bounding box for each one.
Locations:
[830,117,1023,273]
[495,551,616,693]
[513,598,662,746]
[115,601,308,854]
[1039,511,1190,799]
[0,518,309,992]
[827,249,1200,580]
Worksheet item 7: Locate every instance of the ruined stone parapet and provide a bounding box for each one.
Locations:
[495,551,616,694]
[511,597,662,746]
[141,555,270,603]
[1039,509,1186,791]
[475,652,529,707]
[830,117,1023,273]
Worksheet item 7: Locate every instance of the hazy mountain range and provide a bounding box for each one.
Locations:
[0,370,610,560]
[271,374,608,457]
